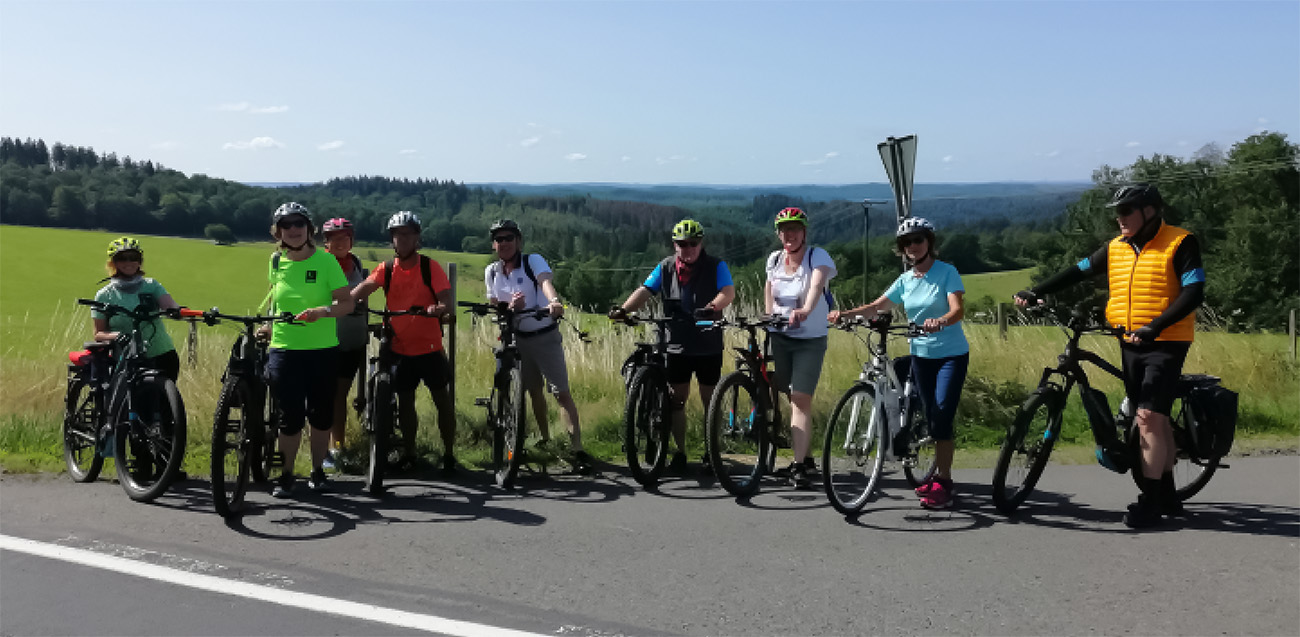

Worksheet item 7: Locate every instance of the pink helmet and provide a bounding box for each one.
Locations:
[322,217,354,235]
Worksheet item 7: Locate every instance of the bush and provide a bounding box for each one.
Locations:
[204,223,236,245]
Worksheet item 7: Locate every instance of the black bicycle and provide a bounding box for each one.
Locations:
[991,306,1232,514]
[361,306,431,495]
[68,299,198,501]
[459,301,550,488]
[615,313,677,488]
[201,309,296,517]
[698,315,790,497]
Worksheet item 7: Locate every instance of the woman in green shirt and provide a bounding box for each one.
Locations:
[92,237,184,381]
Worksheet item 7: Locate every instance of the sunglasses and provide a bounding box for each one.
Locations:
[277,218,309,230]
[675,240,701,248]
[113,253,142,263]
[898,235,927,247]
[492,235,516,243]
[1114,205,1143,219]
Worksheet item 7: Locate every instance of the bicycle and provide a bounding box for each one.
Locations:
[614,313,678,488]
[820,314,934,515]
[458,301,551,488]
[991,306,1230,515]
[68,299,200,501]
[698,314,791,497]
[201,309,297,517]
[361,306,432,495]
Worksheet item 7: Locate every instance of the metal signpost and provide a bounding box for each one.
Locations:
[878,135,918,269]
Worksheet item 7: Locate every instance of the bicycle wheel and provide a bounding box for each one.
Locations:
[991,389,1062,514]
[624,366,670,487]
[1129,397,1220,501]
[822,384,885,515]
[63,375,104,483]
[366,373,394,495]
[706,372,767,497]
[211,379,252,517]
[113,374,188,502]
[494,363,528,488]
[902,400,937,487]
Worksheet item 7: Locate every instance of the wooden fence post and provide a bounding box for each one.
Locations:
[1290,308,1296,362]
[998,302,1008,340]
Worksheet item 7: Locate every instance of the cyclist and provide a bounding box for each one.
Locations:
[91,237,185,382]
[349,211,458,476]
[1014,183,1205,529]
[764,207,836,489]
[609,219,736,473]
[483,219,591,474]
[261,202,354,497]
[321,217,369,471]
[830,217,969,510]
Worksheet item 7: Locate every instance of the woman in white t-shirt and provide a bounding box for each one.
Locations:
[764,207,836,489]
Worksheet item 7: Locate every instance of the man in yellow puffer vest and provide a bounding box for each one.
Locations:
[1014,183,1206,529]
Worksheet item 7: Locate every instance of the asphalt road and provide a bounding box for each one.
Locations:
[2,455,1297,636]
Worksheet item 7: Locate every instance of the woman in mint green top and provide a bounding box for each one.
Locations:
[92,237,184,381]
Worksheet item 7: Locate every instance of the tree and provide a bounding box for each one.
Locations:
[204,223,237,245]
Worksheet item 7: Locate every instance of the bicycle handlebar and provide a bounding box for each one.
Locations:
[195,308,299,327]
[457,301,551,321]
[694,314,790,331]
[367,306,433,318]
[78,298,202,323]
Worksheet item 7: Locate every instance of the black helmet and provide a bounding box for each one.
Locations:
[489,219,521,237]
[1106,183,1162,210]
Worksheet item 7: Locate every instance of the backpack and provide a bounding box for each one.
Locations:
[767,247,835,309]
[487,253,541,295]
[381,255,439,309]
[1185,380,1238,459]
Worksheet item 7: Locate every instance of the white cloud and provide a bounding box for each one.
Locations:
[621,155,632,162]
[800,151,841,166]
[399,149,418,155]
[222,136,284,151]
[565,153,587,161]
[942,155,955,163]
[520,137,540,147]
[1125,141,1141,148]
[150,141,179,151]
[250,105,289,114]
[317,140,345,151]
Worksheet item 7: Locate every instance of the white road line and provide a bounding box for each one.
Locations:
[0,534,546,637]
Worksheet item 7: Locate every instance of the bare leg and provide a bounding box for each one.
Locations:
[530,386,550,442]
[1137,409,1173,480]
[555,391,582,451]
[430,386,456,457]
[935,440,955,480]
[790,390,814,462]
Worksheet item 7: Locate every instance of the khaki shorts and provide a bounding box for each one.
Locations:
[515,327,571,394]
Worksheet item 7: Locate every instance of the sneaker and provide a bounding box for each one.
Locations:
[271,474,294,498]
[790,464,812,490]
[801,456,817,474]
[308,469,329,492]
[699,452,714,476]
[774,461,798,478]
[1123,499,1164,529]
[669,451,688,474]
[441,455,460,479]
[915,476,952,497]
[919,480,954,509]
[570,450,595,475]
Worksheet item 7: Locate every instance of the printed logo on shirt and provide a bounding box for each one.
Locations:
[306,270,317,283]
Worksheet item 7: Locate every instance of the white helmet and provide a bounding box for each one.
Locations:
[386,210,421,232]
[896,217,935,237]
[273,201,313,225]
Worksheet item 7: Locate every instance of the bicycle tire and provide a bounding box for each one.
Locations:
[258,391,281,484]
[902,400,937,488]
[822,384,885,515]
[1128,397,1220,501]
[706,372,767,497]
[624,366,670,487]
[211,379,252,517]
[495,363,527,488]
[113,374,188,502]
[991,389,1061,515]
[63,375,104,483]
[366,373,394,495]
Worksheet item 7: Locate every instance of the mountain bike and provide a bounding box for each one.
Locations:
[821,314,934,515]
[361,306,430,495]
[459,301,550,488]
[614,313,677,488]
[698,314,790,497]
[991,306,1231,514]
[71,299,201,501]
[201,309,297,517]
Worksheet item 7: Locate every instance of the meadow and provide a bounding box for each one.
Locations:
[2,226,1295,475]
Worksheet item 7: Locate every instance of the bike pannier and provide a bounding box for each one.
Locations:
[1186,383,1238,458]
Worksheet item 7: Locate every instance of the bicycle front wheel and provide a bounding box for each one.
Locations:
[706,372,767,497]
[63,375,104,483]
[494,363,528,488]
[991,389,1061,514]
[211,378,253,517]
[822,384,885,515]
[113,375,188,502]
[624,366,670,487]
[366,373,394,496]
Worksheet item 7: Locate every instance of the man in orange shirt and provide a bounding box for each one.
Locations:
[351,211,458,476]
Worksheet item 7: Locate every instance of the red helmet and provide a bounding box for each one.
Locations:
[322,217,354,234]
[774,207,809,229]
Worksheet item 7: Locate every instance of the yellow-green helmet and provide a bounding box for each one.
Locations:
[107,236,142,258]
[671,219,704,241]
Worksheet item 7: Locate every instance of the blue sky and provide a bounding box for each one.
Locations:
[2,0,1296,185]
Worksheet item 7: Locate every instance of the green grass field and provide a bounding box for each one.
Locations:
[963,267,1034,305]
[2,226,1296,477]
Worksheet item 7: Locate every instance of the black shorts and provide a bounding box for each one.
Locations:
[393,351,451,394]
[337,348,365,381]
[1121,341,1191,417]
[666,353,724,386]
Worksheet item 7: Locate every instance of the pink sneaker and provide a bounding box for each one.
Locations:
[915,476,952,497]
[920,480,954,509]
